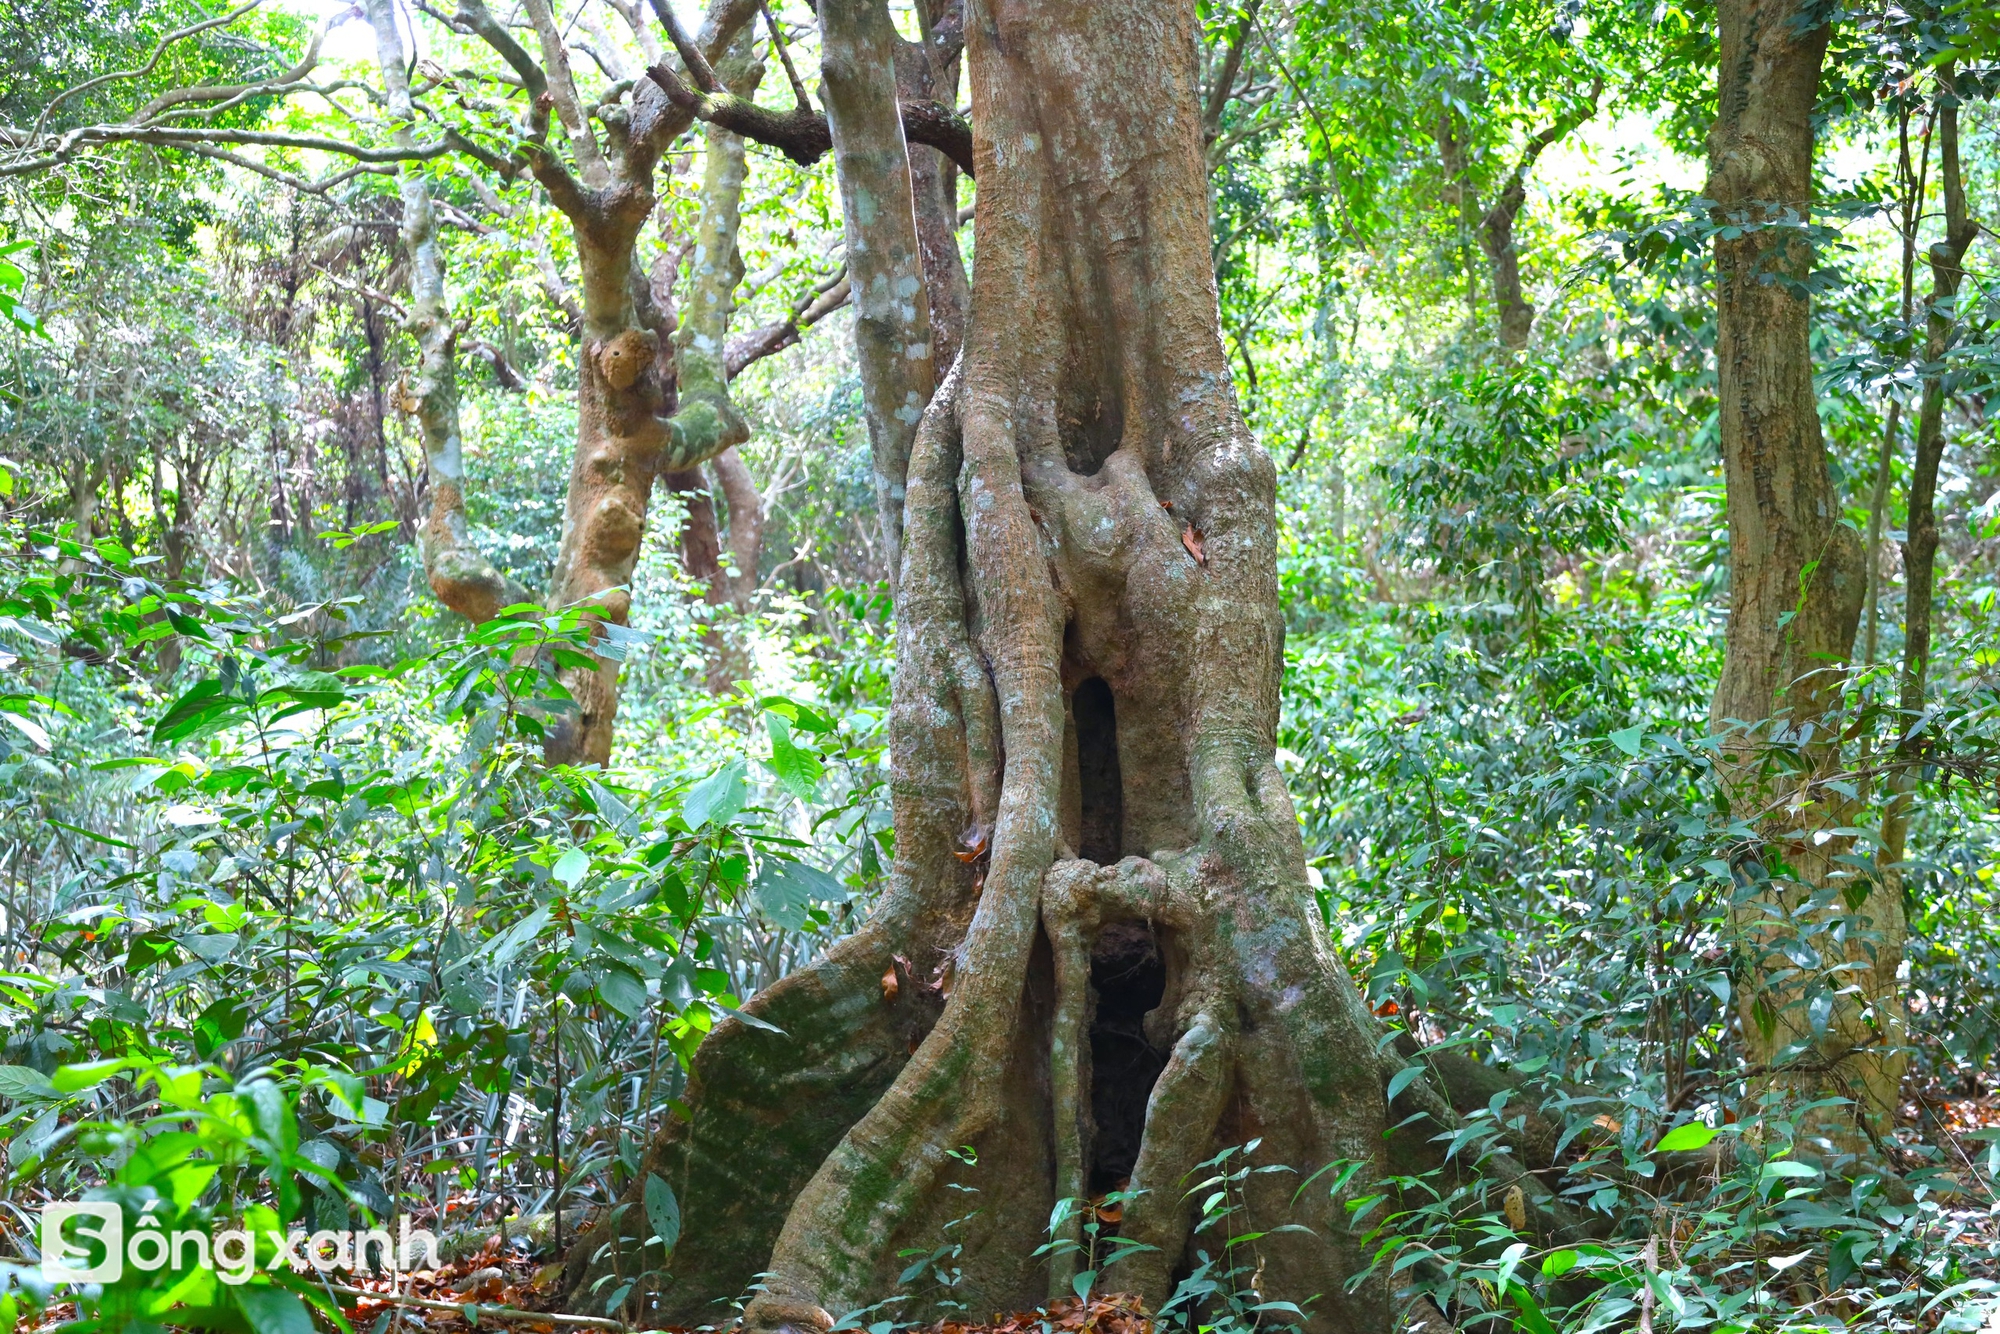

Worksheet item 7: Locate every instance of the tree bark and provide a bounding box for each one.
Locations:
[1879,69,1976,1075]
[1704,0,1880,1143]
[509,0,759,766]
[365,0,528,625]
[1476,84,1599,352]
[816,0,936,588]
[893,0,970,376]
[562,1,1474,1328]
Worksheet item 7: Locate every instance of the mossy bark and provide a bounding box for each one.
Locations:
[521,3,757,766]
[365,0,527,624]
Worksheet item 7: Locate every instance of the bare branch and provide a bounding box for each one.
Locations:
[465,337,531,389]
[725,268,850,376]
[761,0,814,111]
[521,0,609,184]
[647,0,724,92]
[132,13,337,121]
[643,61,972,175]
[174,142,396,194]
[31,0,268,142]
[1201,0,1261,148]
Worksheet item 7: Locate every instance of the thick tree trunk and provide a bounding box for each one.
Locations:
[527,0,757,766]
[1704,0,1882,1142]
[564,2,1432,1329]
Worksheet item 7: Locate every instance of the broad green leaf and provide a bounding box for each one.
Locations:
[644,1173,681,1254]
[552,846,591,888]
[237,1286,316,1334]
[1654,1121,1718,1154]
[765,713,823,801]
[0,1065,57,1101]
[597,964,648,1018]
[683,759,748,829]
[1386,1064,1426,1103]
[755,860,845,931]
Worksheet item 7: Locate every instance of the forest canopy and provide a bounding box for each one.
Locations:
[0,2,1999,1334]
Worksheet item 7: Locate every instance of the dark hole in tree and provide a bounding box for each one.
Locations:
[1089,920,1169,1194]
[1075,677,1122,865]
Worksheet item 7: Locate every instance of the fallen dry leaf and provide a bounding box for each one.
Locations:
[880,963,900,1002]
[954,823,990,863]
[1181,524,1206,566]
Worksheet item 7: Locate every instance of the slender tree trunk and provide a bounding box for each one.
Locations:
[366,0,527,624]
[562,2,1556,1328]
[1476,89,1597,353]
[1861,106,1929,664]
[817,0,936,584]
[894,0,969,375]
[1705,0,1880,1143]
[1879,71,1976,1053]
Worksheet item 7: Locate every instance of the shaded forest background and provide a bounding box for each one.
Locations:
[0,1,1999,1332]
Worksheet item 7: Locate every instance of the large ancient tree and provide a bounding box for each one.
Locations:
[560,0,1568,1327]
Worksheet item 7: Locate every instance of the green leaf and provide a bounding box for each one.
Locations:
[1654,1121,1718,1154]
[1509,1284,1558,1334]
[153,679,244,743]
[51,1058,136,1093]
[1608,726,1644,757]
[1540,1249,1579,1278]
[552,847,591,889]
[1072,1270,1096,1303]
[644,1173,681,1254]
[237,1287,317,1334]
[755,860,845,932]
[683,759,748,829]
[597,965,647,1019]
[765,713,823,801]
[1386,1064,1426,1103]
[1762,1159,1819,1180]
[0,1065,58,1101]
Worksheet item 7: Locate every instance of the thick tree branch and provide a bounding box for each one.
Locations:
[452,0,549,98]
[642,61,973,176]
[647,0,724,92]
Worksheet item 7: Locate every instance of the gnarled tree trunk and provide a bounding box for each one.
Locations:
[514,0,755,765]
[564,1,1416,1328]
[1704,0,1886,1145]
[365,0,528,625]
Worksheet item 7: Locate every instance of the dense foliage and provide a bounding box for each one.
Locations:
[0,2,1997,1334]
